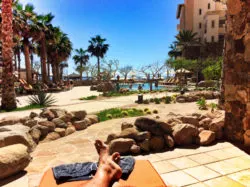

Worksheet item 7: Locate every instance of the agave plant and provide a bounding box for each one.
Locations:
[28,91,57,106]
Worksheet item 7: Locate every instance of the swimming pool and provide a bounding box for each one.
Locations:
[119,83,165,91]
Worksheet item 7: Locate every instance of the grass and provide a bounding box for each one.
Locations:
[102,91,138,97]
[0,104,43,113]
[80,95,98,100]
[97,108,145,122]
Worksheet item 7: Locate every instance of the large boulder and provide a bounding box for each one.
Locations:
[209,117,225,139]
[59,113,74,123]
[198,130,216,146]
[33,125,49,137]
[24,119,38,128]
[73,120,88,131]
[42,132,61,142]
[50,109,67,118]
[96,82,115,92]
[164,135,175,148]
[177,116,199,126]
[130,144,141,154]
[149,136,165,152]
[38,121,55,132]
[72,110,87,121]
[0,124,36,152]
[172,124,199,145]
[138,139,150,152]
[0,144,31,179]
[86,115,99,125]
[0,116,20,127]
[199,118,212,129]
[121,122,134,131]
[52,118,67,128]
[40,109,55,121]
[109,138,135,155]
[135,117,169,135]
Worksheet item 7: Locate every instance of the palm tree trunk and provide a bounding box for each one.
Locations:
[40,35,48,83]
[14,53,17,71]
[47,62,50,81]
[223,0,249,145]
[1,0,17,110]
[52,63,57,83]
[23,37,32,84]
[97,56,100,80]
[56,64,60,82]
[17,48,21,79]
[80,61,83,80]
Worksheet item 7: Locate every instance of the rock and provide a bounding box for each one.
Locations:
[86,115,99,124]
[0,116,20,127]
[72,110,87,121]
[59,113,74,123]
[199,118,212,129]
[149,136,165,151]
[138,139,150,152]
[136,131,151,141]
[29,127,41,143]
[65,126,76,136]
[206,111,224,119]
[0,125,36,152]
[50,109,67,118]
[119,128,139,139]
[121,122,134,131]
[164,135,174,148]
[178,116,199,126]
[106,133,118,143]
[90,85,97,91]
[109,138,135,155]
[176,96,186,103]
[0,144,32,179]
[20,117,30,125]
[40,109,55,121]
[33,125,49,137]
[198,127,205,133]
[209,117,225,139]
[29,112,38,119]
[135,117,166,135]
[55,128,66,137]
[24,119,38,128]
[119,88,129,93]
[38,121,55,132]
[52,118,67,128]
[84,118,92,126]
[172,124,199,145]
[130,144,141,154]
[198,80,217,88]
[198,130,216,146]
[165,118,182,127]
[96,82,115,92]
[73,120,88,130]
[244,130,250,146]
[43,132,61,142]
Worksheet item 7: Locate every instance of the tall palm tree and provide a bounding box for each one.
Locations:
[175,30,199,58]
[87,35,109,80]
[73,48,89,79]
[1,0,17,110]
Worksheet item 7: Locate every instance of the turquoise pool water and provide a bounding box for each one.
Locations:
[119,83,165,91]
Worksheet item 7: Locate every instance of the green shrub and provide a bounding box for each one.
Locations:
[154,98,161,104]
[121,111,129,116]
[146,111,152,115]
[210,102,218,112]
[196,97,208,110]
[143,99,150,104]
[153,109,158,114]
[202,58,222,81]
[165,96,172,104]
[149,98,154,103]
[144,108,149,112]
[80,95,97,100]
[28,91,57,107]
[106,114,113,119]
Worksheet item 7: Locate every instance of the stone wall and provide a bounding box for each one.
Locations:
[223,0,250,145]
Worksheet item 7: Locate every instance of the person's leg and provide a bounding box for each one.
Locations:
[79,140,122,187]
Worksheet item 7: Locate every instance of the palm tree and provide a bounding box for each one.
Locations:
[1,0,17,110]
[175,30,199,58]
[168,43,182,59]
[73,48,89,79]
[87,35,109,80]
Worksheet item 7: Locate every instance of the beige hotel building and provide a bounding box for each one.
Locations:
[177,0,227,43]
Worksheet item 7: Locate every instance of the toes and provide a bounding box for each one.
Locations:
[111,152,121,163]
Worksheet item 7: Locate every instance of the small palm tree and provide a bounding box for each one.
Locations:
[88,35,109,80]
[168,43,182,59]
[73,48,89,79]
[175,30,199,58]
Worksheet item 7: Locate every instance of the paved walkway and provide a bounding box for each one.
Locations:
[2,115,250,187]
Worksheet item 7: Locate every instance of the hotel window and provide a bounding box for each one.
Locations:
[199,23,202,29]
[212,20,215,28]
[211,36,215,42]
[199,9,202,15]
[208,3,211,9]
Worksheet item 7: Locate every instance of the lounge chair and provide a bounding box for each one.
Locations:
[39,160,166,187]
[19,79,34,94]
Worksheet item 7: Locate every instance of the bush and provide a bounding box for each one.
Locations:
[121,111,129,116]
[153,109,158,114]
[149,98,155,103]
[146,111,152,115]
[202,58,222,81]
[80,95,97,100]
[165,96,172,104]
[143,99,150,104]
[197,97,208,110]
[210,102,218,112]
[144,108,149,112]
[106,114,113,119]
[154,98,161,104]
[28,91,57,107]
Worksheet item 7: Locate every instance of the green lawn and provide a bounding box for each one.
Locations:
[0,104,43,113]
[79,95,98,100]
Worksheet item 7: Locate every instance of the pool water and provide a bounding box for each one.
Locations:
[119,83,165,91]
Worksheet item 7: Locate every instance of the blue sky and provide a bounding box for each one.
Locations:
[19,0,183,74]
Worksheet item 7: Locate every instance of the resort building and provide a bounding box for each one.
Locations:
[176,0,227,43]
